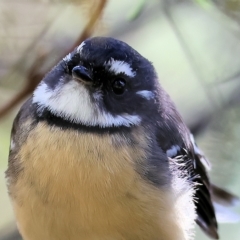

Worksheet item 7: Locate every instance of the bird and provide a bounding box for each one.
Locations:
[5,37,238,240]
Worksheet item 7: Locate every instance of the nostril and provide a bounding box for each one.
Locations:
[72,66,93,82]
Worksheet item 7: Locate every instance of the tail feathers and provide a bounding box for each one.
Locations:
[211,184,239,207]
[211,184,240,224]
[214,203,240,223]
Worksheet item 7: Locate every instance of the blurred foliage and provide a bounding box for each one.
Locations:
[195,0,240,20]
[127,0,147,20]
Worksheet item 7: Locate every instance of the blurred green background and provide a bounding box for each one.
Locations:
[0,0,240,239]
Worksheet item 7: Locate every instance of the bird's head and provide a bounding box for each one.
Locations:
[33,37,160,128]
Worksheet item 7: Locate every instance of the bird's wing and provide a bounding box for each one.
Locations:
[165,133,239,240]
[163,133,219,239]
[155,89,239,239]
[189,136,239,233]
[188,136,219,239]
[5,98,36,192]
[154,90,219,238]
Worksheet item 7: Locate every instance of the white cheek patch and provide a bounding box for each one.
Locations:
[33,81,93,123]
[136,90,154,100]
[166,145,180,158]
[33,81,141,128]
[104,58,136,77]
[77,42,86,54]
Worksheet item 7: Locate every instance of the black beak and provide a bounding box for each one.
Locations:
[72,66,93,83]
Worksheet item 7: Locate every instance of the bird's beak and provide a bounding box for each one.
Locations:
[72,66,93,84]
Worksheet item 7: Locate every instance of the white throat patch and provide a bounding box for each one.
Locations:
[32,81,141,128]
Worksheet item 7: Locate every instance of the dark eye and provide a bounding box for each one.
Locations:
[111,78,126,95]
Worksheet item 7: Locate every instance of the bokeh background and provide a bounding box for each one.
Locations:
[0,0,240,239]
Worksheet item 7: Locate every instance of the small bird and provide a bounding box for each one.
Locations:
[6,37,238,240]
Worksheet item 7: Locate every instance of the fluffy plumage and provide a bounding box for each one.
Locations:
[6,37,238,240]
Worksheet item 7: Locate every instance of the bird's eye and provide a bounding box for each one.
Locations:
[111,78,126,95]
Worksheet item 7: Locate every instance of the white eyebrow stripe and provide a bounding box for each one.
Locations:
[77,42,86,54]
[104,58,136,77]
[136,90,155,100]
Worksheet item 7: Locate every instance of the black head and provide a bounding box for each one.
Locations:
[33,37,160,128]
